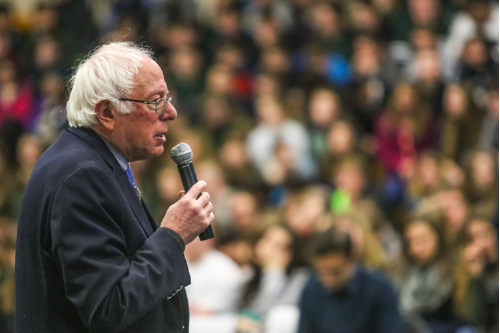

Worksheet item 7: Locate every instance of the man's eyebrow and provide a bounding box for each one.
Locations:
[149,90,169,99]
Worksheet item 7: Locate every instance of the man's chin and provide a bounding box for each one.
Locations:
[151,146,164,157]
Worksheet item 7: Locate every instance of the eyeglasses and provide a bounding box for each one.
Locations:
[118,96,172,115]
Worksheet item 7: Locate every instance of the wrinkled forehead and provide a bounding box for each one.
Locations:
[131,56,166,90]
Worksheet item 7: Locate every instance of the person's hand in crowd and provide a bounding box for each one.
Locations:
[462,242,486,278]
[161,181,214,245]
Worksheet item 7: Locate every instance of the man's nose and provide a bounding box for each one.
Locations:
[161,103,177,121]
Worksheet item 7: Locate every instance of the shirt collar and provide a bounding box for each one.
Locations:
[94,131,129,171]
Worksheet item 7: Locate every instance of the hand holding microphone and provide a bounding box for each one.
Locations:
[160,143,215,244]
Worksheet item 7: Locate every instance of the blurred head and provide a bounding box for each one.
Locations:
[39,71,65,100]
[308,88,341,127]
[309,3,341,37]
[169,46,202,80]
[414,48,442,83]
[415,151,441,190]
[438,189,469,234]
[285,187,328,237]
[34,3,58,32]
[312,227,355,292]
[205,64,234,95]
[17,134,43,169]
[0,59,17,84]
[215,8,241,36]
[390,81,419,114]
[333,157,366,201]
[327,120,356,156]
[254,224,295,268]
[467,0,490,24]
[201,95,232,128]
[34,35,61,70]
[404,218,444,265]
[410,28,438,50]
[260,46,290,75]
[219,137,249,170]
[254,17,281,48]
[408,0,440,27]
[465,216,497,262]
[231,191,258,233]
[255,95,285,125]
[468,150,496,190]
[439,158,465,189]
[347,2,380,34]
[443,84,469,119]
[253,72,281,97]
[156,22,199,49]
[215,44,245,70]
[351,36,381,77]
[67,42,177,162]
[196,160,227,195]
[461,37,488,68]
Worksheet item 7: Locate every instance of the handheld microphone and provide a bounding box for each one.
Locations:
[170,143,214,241]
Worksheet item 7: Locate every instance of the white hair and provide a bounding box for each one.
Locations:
[66,42,154,127]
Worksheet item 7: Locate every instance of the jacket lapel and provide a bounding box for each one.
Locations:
[142,200,159,231]
[67,127,155,237]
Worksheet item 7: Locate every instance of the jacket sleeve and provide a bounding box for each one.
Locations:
[50,165,190,332]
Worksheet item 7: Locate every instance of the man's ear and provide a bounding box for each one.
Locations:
[94,99,115,131]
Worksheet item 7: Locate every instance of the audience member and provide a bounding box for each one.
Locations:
[392,218,465,333]
[299,227,404,333]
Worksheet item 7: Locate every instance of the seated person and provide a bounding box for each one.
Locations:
[299,227,403,333]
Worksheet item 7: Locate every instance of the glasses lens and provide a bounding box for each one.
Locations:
[156,98,168,114]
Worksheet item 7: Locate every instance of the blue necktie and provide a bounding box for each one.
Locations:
[126,166,141,199]
[125,166,136,187]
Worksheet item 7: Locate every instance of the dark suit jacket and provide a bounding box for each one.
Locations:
[15,127,191,333]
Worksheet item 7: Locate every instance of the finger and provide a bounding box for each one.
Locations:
[207,212,215,222]
[186,181,207,199]
[178,190,185,199]
[197,192,211,208]
[202,201,214,215]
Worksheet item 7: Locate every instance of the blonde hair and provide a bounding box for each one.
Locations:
[333,211,388,271]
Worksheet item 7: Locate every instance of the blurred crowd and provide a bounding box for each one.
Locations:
[0,0,497,332]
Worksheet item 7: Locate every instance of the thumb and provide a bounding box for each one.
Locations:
[179,190,186,199]
[186,180,207,199]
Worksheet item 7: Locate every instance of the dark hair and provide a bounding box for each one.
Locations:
[311,227,353,259]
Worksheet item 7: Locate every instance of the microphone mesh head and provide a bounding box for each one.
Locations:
[170,143,193,165]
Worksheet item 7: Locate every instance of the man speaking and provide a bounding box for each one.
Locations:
[15,42,214,333]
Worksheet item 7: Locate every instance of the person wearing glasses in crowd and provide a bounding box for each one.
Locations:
[15,42,214,333]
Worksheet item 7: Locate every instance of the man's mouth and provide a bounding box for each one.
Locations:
[154,133,166,139]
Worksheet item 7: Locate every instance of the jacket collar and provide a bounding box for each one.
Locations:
[66,127,156,236]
